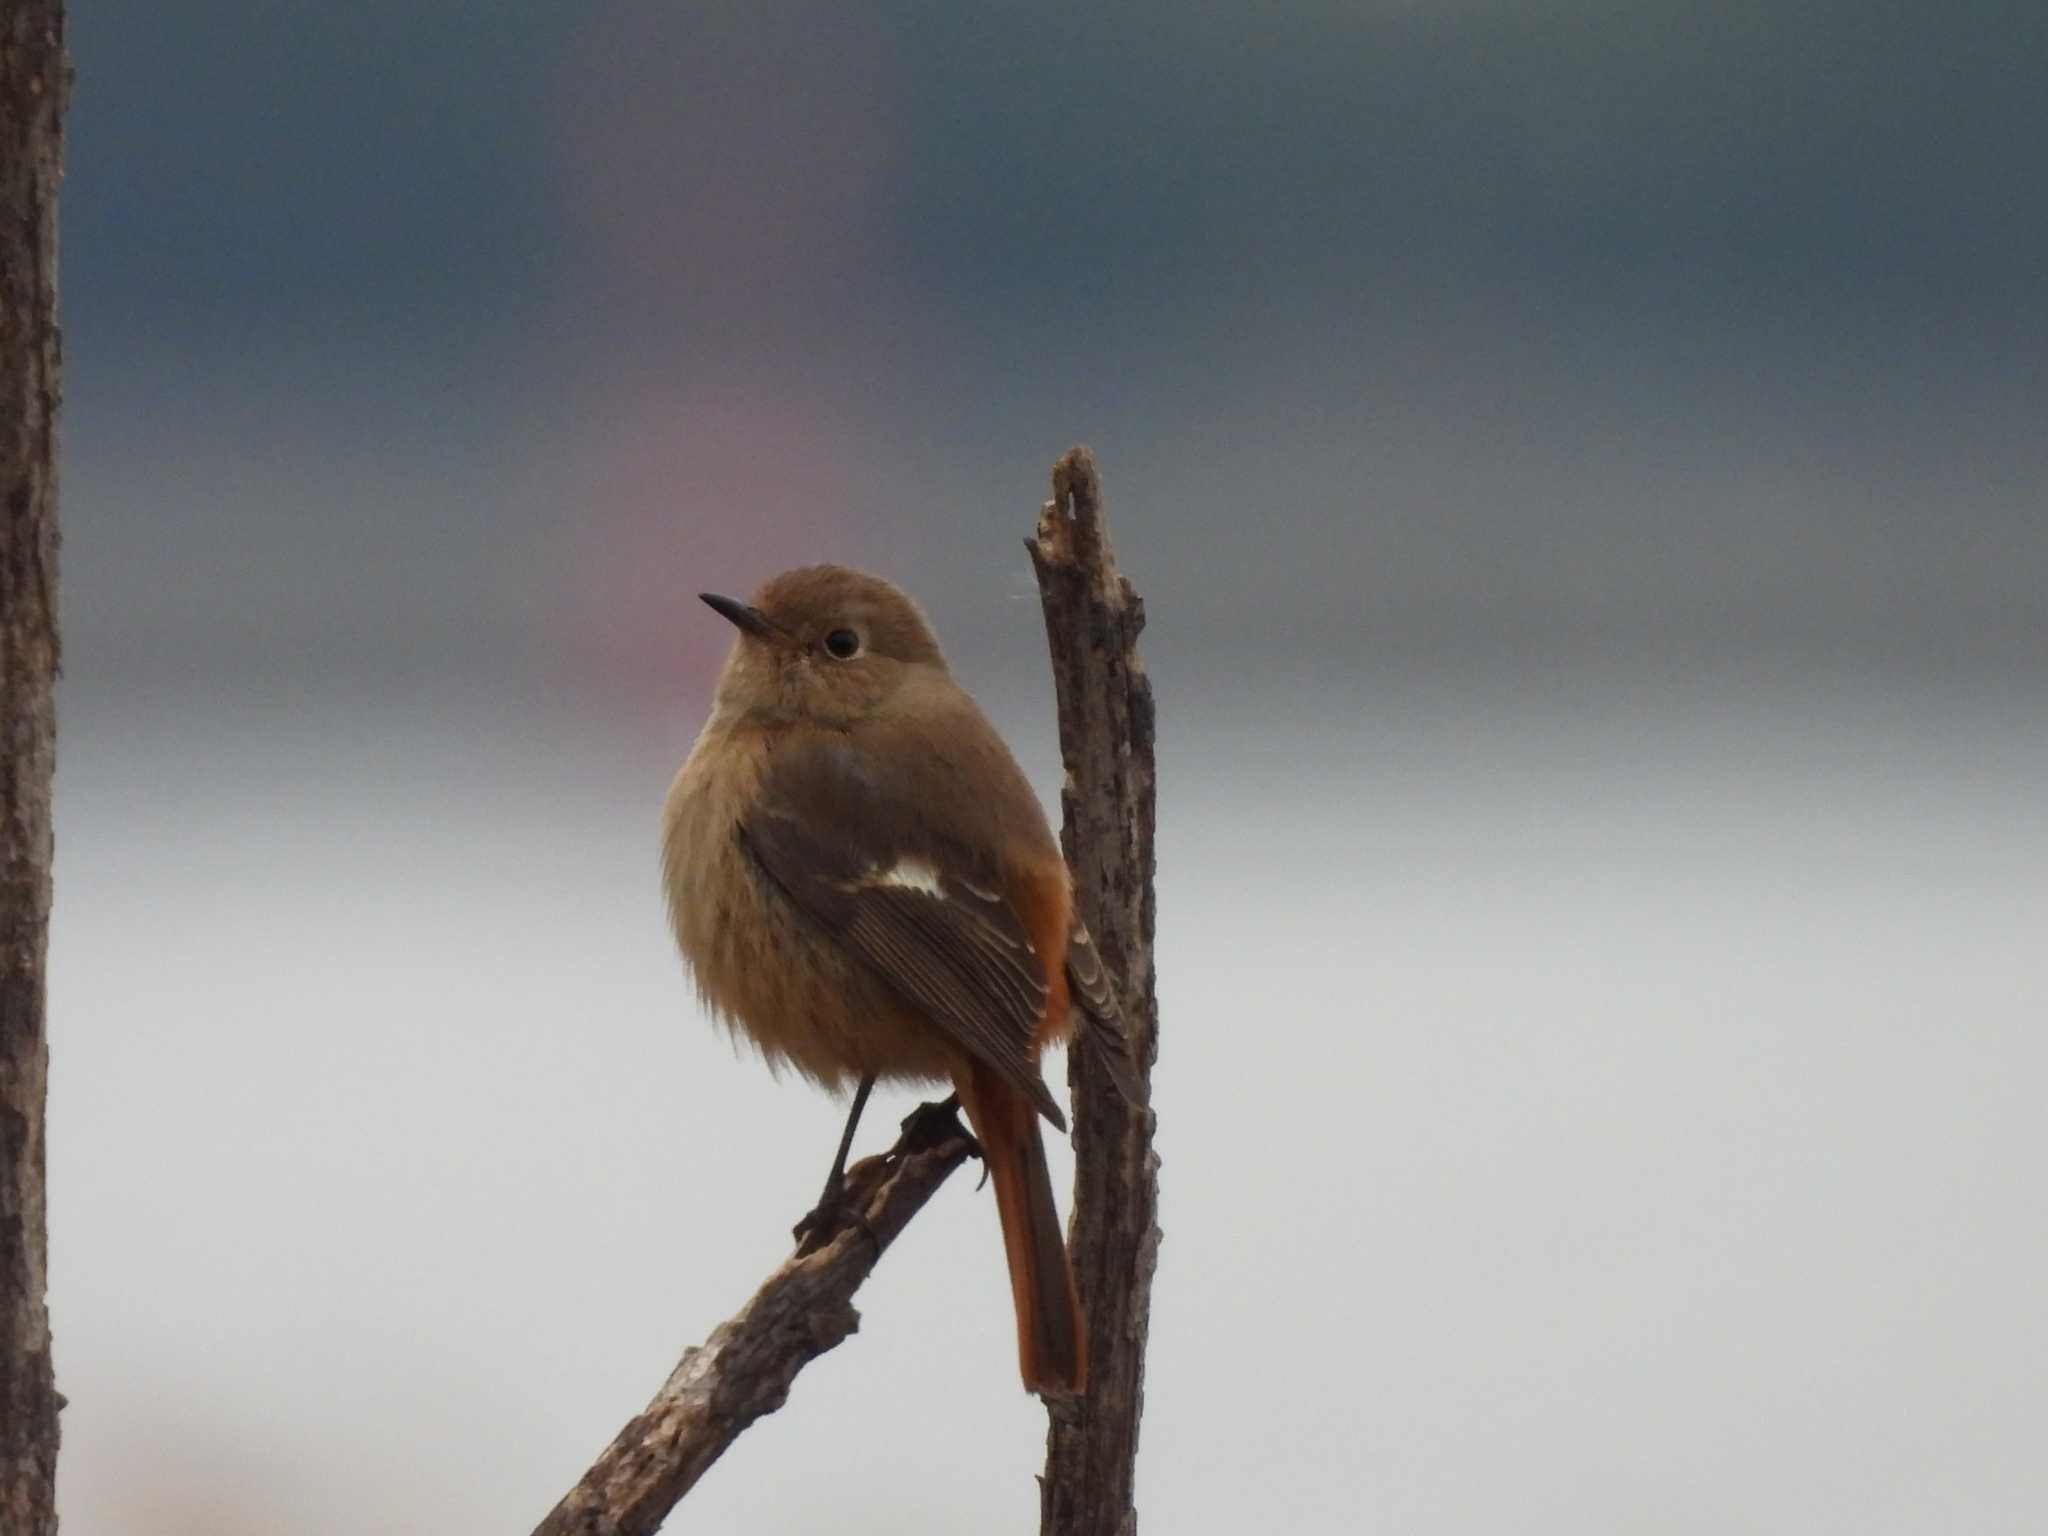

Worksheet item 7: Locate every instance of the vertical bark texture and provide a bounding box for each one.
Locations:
[1029,448,1160,1536]
[0,4,65,1533]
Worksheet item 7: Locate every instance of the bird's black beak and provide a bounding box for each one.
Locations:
[699,592,789,644]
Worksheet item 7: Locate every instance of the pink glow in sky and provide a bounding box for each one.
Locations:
[543,8,905,708]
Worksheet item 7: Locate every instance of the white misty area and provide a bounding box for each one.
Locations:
[49,661,2048,1534]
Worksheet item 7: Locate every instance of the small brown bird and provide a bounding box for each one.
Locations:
[662,564,1136,1395]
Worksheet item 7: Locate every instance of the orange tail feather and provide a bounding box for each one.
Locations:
[958,1066,1086,1394]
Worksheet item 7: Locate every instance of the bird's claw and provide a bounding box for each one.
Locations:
[893,1095,978,1160]
[793,1183,882,1258]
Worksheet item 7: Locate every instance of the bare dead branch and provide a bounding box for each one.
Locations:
[1,7,68,1534]
[1028,448,1162,1536]
[531,1104,977,1536]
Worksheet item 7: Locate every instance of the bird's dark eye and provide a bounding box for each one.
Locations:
[823,628,862,660]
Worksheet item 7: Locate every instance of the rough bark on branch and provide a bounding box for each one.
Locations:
[1028,447,1161,1536]
[1,5,67,1534]
[531,1106,977,1536]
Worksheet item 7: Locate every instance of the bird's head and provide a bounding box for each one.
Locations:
[699,564,948,729]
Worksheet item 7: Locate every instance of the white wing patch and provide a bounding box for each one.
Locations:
[867,858,1034,953]
[873,858,945,898]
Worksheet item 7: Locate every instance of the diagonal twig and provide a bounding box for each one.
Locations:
[531,1104,978,1536]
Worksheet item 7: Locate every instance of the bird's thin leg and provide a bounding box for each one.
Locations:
[819,1070,876,1207]
[794,1071,877,1251]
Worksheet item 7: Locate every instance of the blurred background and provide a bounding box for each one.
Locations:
[51,3,2047,1531]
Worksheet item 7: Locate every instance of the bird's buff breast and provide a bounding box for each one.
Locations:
[661,727,961,1091]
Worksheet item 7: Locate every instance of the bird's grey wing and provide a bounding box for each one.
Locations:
[738,734,1067,1129]
[1065,920,1147,1105]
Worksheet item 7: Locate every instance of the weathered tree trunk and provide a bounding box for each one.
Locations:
[1029,448,1161,1536]
[0,4,67,1533]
